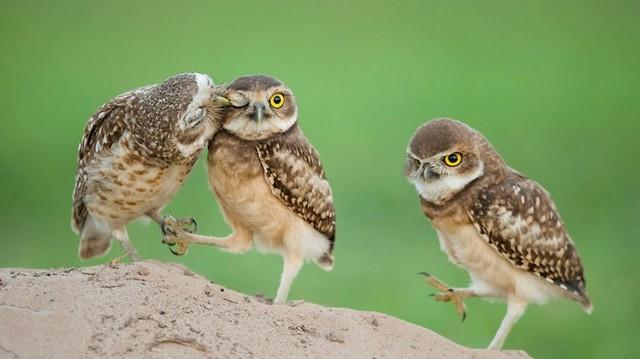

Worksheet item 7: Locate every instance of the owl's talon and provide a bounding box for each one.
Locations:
[161,215,177,237]
[160,215,192,256]
[421,272,467,321]
[419,272,452,292]
[175,217,198,233]
[433,290,468,321]
[166,240,189,256]
[253,293,274,305]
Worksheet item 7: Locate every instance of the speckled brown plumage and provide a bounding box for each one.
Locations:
[467,174,589,305]
[160,75,335,304]
[405,118,591,349]
[71,73,225,260]
[256,125,336,246]
[72,98,129,233]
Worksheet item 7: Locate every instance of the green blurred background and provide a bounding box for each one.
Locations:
[1,1,638,357]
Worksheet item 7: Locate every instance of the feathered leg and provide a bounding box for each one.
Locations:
[488,298,527,350]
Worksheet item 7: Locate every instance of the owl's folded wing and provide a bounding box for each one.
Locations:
[71,94,133,233]
[467,176,590,306]
[255,127,336,244]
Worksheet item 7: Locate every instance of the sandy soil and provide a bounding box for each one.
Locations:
[0,261,529,358]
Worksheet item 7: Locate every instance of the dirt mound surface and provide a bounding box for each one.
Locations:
[0,261,529,358]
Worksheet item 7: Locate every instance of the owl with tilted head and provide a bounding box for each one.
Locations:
[404,118,591,350]
[72,73,229,261]
[162,75,336,304]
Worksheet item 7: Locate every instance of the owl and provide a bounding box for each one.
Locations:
[161,75,336,304]
[71,73,229,261]
[404,118,591,349]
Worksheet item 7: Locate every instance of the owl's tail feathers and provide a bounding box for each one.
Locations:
[580,295,593,314]
[315,252,334,271]
[314,233,335,271]
[78,216,112,260]
[569,288,593,314]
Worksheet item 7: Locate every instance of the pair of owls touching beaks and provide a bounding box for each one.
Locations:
[72,73,334,306]
[72,72,590,350]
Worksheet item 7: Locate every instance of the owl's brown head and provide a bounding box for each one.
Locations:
[134,73,229,159]
[220,75,298,141]
[404,118,503,205]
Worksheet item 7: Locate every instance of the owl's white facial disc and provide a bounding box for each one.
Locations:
[223,90,297,141]
[407,150,484,205]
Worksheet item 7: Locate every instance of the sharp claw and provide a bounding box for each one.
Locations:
[172,217,197,233]
[161,223,176,237]
[169,247,184,256]
[161,227,176,245]
[159,216,193,256]
[418,272,430,277]
[462,311,467,322]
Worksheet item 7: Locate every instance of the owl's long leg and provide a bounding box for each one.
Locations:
[274,254,304,305]
[420,272,479,321]
[161,215,252,256]
[487,298,527,350]
[113,229,140,262]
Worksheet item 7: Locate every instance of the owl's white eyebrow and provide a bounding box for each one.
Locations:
[406,150,422,161]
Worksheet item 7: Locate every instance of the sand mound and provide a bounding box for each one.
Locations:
[0,261,529,358]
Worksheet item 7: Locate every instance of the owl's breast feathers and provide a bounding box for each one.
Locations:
[466,174,590,307]
[255,126,336,247]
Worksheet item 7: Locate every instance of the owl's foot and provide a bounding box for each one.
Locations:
[253,293,274,305]
[161,215,198,256]
[419,272,468,321]
[108,252,134,266]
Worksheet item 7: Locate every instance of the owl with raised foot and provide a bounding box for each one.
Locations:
[161,75,336,305]
[72,73,229,261]
[405,118,591,349]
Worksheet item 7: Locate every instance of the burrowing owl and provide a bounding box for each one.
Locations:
[404,118,591,349]
[161,75,335,304]
[71,73,229,260]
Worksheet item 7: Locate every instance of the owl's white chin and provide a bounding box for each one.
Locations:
[413,163,484,204]
[223,116,296,141]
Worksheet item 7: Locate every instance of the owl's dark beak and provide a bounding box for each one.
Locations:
[252,103,265,122]
[425,166,440,180]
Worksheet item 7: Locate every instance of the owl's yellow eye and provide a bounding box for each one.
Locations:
[443,152,462,167]
[269,93,285,109]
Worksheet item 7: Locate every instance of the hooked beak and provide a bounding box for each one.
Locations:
[252,103,265,122]
[212,95,231,106]
[211,85,231,106]
[424,165,440,180]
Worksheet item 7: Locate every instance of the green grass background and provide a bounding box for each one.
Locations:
[1,1,638,357]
